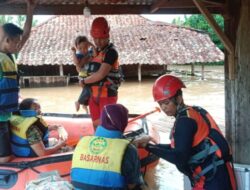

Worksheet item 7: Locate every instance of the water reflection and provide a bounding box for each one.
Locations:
[20,66,224,190]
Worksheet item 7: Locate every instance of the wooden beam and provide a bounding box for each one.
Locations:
[152,0,196,10]
[193,0,235,79]
[193,0,234,54]
[0,3,224,15]
[154,7,222,14]
[0,4,149,15]
[0,0,16,4]
[150,0,168,13]
[201,0,225,6]
[150,0,224,13]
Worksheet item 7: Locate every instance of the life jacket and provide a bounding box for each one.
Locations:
[170,106,233,185]
[9,114,49,157]
[87,43,123,98]
[0,52,19,114]
[71,126,129,190]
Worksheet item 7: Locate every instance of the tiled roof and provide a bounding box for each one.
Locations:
[17,15,224,66]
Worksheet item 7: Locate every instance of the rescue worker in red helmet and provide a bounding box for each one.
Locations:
[79,17,122,129]
[134,74,236,190]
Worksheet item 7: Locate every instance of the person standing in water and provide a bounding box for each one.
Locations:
[79,17,123,129]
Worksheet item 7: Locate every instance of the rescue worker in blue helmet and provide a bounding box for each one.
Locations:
[133,74,236,190]
[71,104,143,190]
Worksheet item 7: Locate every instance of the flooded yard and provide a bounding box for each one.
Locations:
[20,65,225,190]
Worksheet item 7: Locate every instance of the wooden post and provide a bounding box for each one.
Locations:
[228,54,235,80]
[191,64,195,76]
[59,64,64,76]
[225,1,250,164]
[66,74,70,86]
[163,64,168,72]
[223,0,249,165]
[201,63,205,80]
[138,63,142,82]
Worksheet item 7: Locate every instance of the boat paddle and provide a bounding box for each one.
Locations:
[128,107,161,123]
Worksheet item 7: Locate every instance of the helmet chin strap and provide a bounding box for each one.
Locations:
[171,96,178,106]
[177,104,183,112]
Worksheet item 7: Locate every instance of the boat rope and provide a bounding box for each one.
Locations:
[0,154,72,178]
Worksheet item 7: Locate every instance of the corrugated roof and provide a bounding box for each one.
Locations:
[17,15,224,66]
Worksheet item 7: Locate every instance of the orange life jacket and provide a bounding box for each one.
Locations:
[88,44,122,98]
[170,106,233,186]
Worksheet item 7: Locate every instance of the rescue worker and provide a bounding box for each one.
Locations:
[134,74,236,190]
[0,0,36,163]
[71,104,143,190]
[79,17,122,129]
[9,98,67,157]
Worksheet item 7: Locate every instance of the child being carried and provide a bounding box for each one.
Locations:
[71,36,96,113]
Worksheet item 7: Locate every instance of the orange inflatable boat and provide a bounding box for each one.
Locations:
[0,113,160,190]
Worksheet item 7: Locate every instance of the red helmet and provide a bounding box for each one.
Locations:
[91,17,110,39]
[152,75,186,102]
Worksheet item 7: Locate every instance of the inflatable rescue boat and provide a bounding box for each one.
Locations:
[0,113,160,190]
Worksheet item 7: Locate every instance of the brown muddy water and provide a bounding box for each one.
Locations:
[20,65,225,190]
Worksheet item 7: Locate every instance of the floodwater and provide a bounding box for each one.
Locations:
[20,65,225,190]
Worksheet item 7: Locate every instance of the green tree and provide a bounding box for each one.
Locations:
[1,15,37,59]
[16,15,26,27]
[182,15,224,50]
[172,17,184,25]
[0,15,37,27]
[0,15,14,25]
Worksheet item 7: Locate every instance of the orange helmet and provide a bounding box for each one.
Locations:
[152,75,186,102]
[90,17,110,39]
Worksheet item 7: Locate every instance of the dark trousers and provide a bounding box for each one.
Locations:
[0,121,12,157]
[78,85,91,106]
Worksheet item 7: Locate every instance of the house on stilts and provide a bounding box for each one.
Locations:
[17,15,223,87]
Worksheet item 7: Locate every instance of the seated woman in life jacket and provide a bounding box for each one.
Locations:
[9,98,68,157]
[71,104,144,190]
[133,75,236,190]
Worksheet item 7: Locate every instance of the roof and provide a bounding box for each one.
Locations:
[0,0,225,15]
[17,15,224,66]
